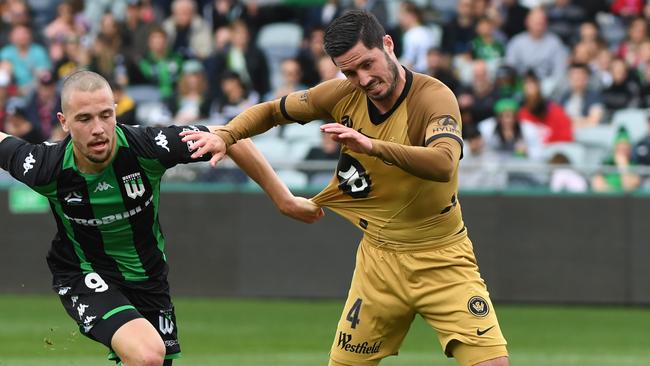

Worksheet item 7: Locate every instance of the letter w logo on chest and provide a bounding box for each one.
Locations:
[122,172,146,199]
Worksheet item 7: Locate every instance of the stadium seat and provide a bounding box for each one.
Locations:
[573,125,616,150]
[288,140,314,162]
[126,85,162,104]
[541,142,587,167]
[135,101,173,126]
[276,169,309,189]
[611,108,649,144]
[256,22,303,90]
[282,122,322,145]
[249,136,291,166]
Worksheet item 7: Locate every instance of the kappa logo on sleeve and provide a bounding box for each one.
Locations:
[155,130,170,152]
[23,153,36,175]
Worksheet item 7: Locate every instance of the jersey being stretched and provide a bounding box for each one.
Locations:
[282,69,466,249]
[0,124,209,290]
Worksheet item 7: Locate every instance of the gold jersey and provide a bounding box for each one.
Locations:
[280,69,466,250]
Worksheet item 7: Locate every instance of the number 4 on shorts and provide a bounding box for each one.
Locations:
[346,298,362,329]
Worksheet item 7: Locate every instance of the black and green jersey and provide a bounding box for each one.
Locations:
[0,124,210,290]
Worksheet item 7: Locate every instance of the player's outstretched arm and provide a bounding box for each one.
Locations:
[225,137,324,224]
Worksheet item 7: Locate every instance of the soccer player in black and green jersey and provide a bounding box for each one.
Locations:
[0,70,323,366]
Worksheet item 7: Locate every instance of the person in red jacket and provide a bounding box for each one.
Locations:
[517,70,573,143]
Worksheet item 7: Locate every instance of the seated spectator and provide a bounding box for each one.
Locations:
[162,0,213,59]
[207,0,253,32]
[0,25,51,95]
[470,16,505,62]
[349,0,389,29]
[548,152,588,193]
[206,20,270,100]
[558,63,604,129]
[497,0,529,40]
[316,55,343,82]
[505,7,569,96]
[610,0,644,18]
[398,1,434,73]
[459,60,500,124]
[616,16,647,67]
[601,57,640,115]
[24,72,59,141]
[43,0,86,44]
[632,113,650,165]
[88,33,129,87]
[494,64,522,101]
[0,0,36,45]
[120,0,155,65]
[304,130,340,186]
[518,70,573,143]
[138,26,184,100]
[591,127,641,192]
[209,71,259,125]
[478,98,542,161]
[424,48,461,94]
[545,0,586,46]
[265,59,306,101]
[112,82,137,126]
[52,35,89,81]
[3,97,43,143]
[296,27,326,87]
[168,59,210,125]
[441,0,476,56]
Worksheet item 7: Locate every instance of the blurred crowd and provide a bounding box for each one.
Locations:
[3,0,650,192]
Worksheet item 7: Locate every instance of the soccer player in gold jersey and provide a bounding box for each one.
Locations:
[181,10,508,366]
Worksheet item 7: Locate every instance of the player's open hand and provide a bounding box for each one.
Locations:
[180,130,226,167]
[320,123,373,154]
[280,196,324,224]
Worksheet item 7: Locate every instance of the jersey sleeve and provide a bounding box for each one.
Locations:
[0,136,64,188]
[121,124,211,169]
[423,89,463,149]
[278,78,353,124]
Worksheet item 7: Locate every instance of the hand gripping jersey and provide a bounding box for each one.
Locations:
[283,69,467,249]
[0,124,210,290]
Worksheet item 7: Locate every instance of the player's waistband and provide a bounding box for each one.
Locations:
[361,226,468,253]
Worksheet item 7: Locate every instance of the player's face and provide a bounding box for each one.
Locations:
[58,86,117,169]
[333,37,399,102]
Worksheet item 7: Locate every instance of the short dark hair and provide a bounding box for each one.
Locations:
[324,10,385,58]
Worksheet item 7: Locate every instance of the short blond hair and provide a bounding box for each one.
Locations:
[61,70,111,114]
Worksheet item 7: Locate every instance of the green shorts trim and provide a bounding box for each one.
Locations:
[102,305,136,320]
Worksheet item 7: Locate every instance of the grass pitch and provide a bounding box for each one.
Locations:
[0,295,648,366]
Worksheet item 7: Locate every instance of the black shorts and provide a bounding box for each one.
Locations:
[56,272,181,361]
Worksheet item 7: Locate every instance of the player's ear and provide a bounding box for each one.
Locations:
[383,35,394,54]
[57,112,69,132]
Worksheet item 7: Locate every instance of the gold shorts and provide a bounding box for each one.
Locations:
[329,237,507,366]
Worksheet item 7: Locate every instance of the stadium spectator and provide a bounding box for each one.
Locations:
[398,1,433,73]
[120,0,155,65]
[316,54,342,82]
[88,33,129,87]
[518,70,573,143]
[208,19,270,99]
[558,63,604,129]
[601,57,640,115]
[494,64,523,100]
[505,7,569,96]
[43,0,86,44]
[84,0,128,25]
[52,35,88,81]
[348,0,388,29]
[168,59,210,125]
[478,98,543,160]
[441,0,476,55]
[206,0,251,31]
[265,58,306,101]
[610,0,644,18]
[138,26,184,100]
[471,16,506,62]
[461,60,500,125]
[545,0,586,46]
[616,16,647,67]
[0,0,35,45]
[496,0,529,40]
[548,152,589,192]
[296,27,326,87]
[3,97,43,143]
[304,131,340,186]
[162,0,213,59]
[0,24,51,95]
[632,114,650,165]
[591,127,641,192]
[424,48,461,94]
[209,71,259,125]
[592,46,615,90]
[112,81,137,126]
[23,72,59,141]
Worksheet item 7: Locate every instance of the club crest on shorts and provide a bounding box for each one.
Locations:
[467,296,489,317]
